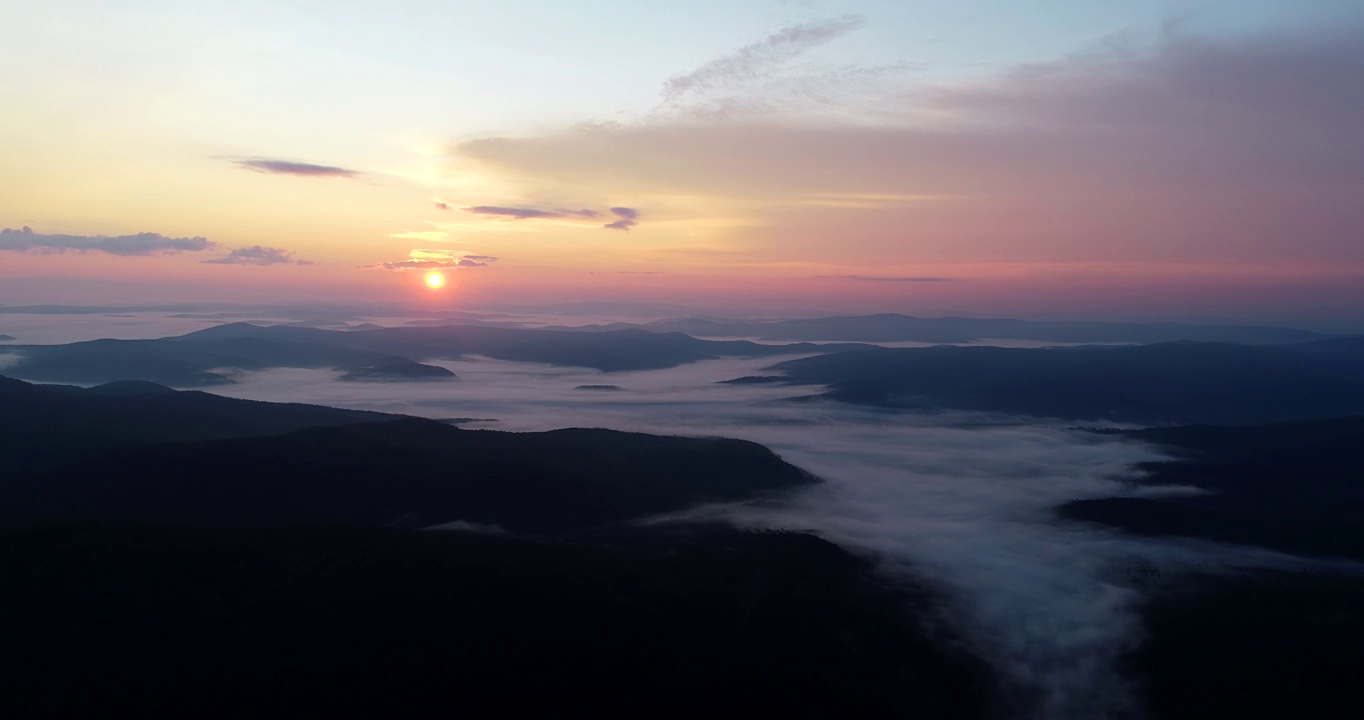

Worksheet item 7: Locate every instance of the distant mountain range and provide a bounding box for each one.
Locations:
[552,313,1337,345]
[5,321,1363,425]
[0,322,868,385]
[761,337,1364,424]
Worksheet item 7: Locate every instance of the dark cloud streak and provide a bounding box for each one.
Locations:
[837,275,953,283]
[604,206,640,231]
[234,159,360,178]
[463,205,643,230]
[375,259,451,270]
[0,226,217,256]
[203,246,313,266]
[466,206,603,220]
[370,251,498,271]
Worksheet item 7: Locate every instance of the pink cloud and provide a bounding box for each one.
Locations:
[452,23,1364,270]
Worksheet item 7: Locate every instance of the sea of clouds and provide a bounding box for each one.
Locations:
[2,313,1350,719]
[201,354,1345,719]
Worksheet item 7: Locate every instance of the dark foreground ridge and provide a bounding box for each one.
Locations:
[0,375,816,533]
[0,524,994,719]
[3,419,815,532]
[1,375,816,534]
[1127,569,1364,720]
[0,375,397,474]
[0,378,990,718]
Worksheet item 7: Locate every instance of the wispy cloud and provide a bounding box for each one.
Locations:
[459,204,643,230]
[604,207,640,231]
[0,226,217,256]
[368,249,498,271]
[837,275,953,283]
[662,16,864,103]
[203,245,313,266]
[390,230,450,242]
[466,206,603,220]
[452,21,1364,271]
[233,158,360,178]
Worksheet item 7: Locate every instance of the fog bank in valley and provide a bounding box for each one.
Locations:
[200,355,1361,719]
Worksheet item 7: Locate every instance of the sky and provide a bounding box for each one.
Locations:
[2,0,1362,326]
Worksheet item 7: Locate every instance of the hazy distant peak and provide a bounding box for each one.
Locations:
[86,380,178,396]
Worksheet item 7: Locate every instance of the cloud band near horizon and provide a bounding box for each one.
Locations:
[0,226,218,256]
[233,159,360,178]
[204,246,314,266]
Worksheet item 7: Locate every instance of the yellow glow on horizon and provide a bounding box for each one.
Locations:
[424,271,445,289]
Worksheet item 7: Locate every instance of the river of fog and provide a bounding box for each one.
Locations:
[2,314,1352,717]
[0,316,1339,719]
[202,354,1334,720]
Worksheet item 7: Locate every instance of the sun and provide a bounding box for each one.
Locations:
[424,271,445,289]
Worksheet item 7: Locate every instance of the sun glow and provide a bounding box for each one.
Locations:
[424,271,445,289]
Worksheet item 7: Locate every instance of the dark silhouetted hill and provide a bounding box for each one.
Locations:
[719,375,788,385]
[763,340,1364,424]
[0,334,379,385]
[338,356,456,381]
[178,322,864,371]
[0,524,993,719]
[0,323,871,385]
[2,413,816,533]
[1129,570,1364,720]
[84,379,180,396]
[1061,417,1364,558]
[0,375,396,474]
[556,313,1333,345]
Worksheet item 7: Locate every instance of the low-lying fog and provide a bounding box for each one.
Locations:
[1,309,1348,718]
[2,311,1352,718]
[0,310,1127,348]
[0,308,660,345]
[683,336,1125,348]
[207,355,1335,720]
